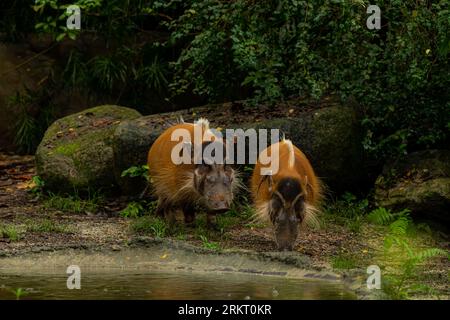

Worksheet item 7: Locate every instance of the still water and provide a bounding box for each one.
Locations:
[0,270,356,300]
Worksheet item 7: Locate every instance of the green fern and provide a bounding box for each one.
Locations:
[367,207,394,225]
[389,215,411,236]
[373,206,449,299]
[413,248,448,263]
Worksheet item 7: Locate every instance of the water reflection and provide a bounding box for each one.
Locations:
[0,271,356,300]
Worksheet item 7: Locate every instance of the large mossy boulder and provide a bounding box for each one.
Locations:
[36,105,141,192]
[374,150,450,222]
[112,99,364,194]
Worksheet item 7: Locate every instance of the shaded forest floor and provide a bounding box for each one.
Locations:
[0,152,448,300]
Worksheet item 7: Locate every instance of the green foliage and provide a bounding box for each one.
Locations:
[367,207,411,226]
[331,254,357,270]
[120,201,145,218]
[26,219,71,233]
[367,207,393,225]
[11,288,27,300]
[199,234,220,251]
[147,217,167,238]
[43,192,101,214]
[120,199,157,218]
[7,88,56,154]
[2,0,448,158]
[136,56,169,93]
[0,224,22,242]
[18,0,171,105]
[29,176,45,196]
[368,207,449,299]
[90,55,128,92]
[323,192,369,233]
[131,216,167,238]
[165,0,449,157]
[121,165,150,181]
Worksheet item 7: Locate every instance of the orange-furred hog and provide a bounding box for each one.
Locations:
[147,118,238,228]
[251,139,322,250]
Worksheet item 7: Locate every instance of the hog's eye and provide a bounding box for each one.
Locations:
[271,198,282,211]
[223,175,231,185]
[294,195,304,210]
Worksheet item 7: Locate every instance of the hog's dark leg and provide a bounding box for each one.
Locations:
[206,211,219,230]
[182,202,196,226]
[155,197,167,218]
[156,197,175,226]
[164,208,176,227]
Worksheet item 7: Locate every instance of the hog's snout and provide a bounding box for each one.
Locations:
[274,211,299,251]
[208,194,231,212]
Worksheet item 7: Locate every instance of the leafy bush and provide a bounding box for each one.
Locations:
[120,201,145,218]
[121,165,150,181]
[1,0,448,158]
[165,0,449,158]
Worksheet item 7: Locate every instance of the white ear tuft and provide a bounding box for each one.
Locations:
[195,118,210,131]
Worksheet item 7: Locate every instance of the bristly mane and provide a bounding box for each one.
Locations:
[283,138,295,168]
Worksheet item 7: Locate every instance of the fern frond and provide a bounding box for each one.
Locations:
[413,248,448,263]
[367,207,394,225]
[389,215,410,236]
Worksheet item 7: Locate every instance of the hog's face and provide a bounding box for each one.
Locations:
[270,177,306,251]
[194,163,235,212]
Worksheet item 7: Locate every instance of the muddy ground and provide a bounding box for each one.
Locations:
[0,152,448,299]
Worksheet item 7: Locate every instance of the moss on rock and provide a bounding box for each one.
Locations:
[36,105,141,193]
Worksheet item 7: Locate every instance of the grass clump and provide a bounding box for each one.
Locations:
[331,254,357,270]
[0,224,22,242]
[131,216,167,238]
[199,235,221,251]
[323,192,369,233]
[43,192,101,214]
[26,219,71,233]
[120,200,157,218]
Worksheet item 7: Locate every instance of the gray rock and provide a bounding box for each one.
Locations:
[36,105,141,192]
[375,150,450,222]
[112,116,168,195]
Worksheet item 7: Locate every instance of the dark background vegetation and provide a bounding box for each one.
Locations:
[0,0,449,160]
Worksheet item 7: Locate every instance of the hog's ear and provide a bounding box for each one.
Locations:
[193,163,210,191]
[223,163,234,174]
[194,163,210,177]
